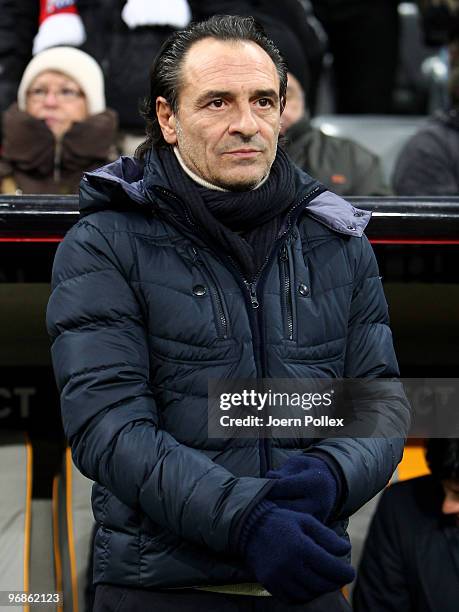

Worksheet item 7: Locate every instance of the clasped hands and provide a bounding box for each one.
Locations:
[241,454,355,603]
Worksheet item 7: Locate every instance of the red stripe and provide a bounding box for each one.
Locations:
[369,239,459,245]
[39,0,78,25]
[0,237,63,243]
[0,237,458,245]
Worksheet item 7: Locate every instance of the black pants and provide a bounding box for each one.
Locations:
[93,585,351,612]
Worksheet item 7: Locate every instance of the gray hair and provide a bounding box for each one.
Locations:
[135,15,287,158]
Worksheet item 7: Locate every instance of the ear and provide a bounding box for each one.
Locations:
[156,96,177,144]
[280,95,286,115]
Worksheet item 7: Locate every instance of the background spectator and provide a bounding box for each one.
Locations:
[262,21,389,195]
[0,46,118,194]
[353,438,459,612]
[282,70,388,195]
[393,66,459,194]
[0,1,192,138]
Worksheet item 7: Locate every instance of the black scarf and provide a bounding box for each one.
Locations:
[157,146,297,279]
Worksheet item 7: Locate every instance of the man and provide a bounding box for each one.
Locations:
[393,66,459,195]
[353,439,459,611]
[46,16,410,612]
[281,70,389,196]
[258,18,387,197]
[254,19,388,196]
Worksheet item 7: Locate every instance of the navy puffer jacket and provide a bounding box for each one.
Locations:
[46,149,410,589]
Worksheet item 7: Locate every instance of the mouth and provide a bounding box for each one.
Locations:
[224,149,261,159]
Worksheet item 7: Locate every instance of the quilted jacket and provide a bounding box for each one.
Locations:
[46,147,410,589]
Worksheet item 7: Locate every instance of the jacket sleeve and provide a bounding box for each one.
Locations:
[46,217,272,554]
[353,487,413,611]
[306,234,411,517]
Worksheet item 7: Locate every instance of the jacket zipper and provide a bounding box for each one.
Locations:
[225,185,323,474]
[152,183,325,475]
[280,244,294,340]
[53,138,63,183]
[191,247,228,339]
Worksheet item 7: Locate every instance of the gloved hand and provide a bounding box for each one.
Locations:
[238,501,355,603]
[265,455,338,522]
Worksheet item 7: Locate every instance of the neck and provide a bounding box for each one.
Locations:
[173,147,269,191]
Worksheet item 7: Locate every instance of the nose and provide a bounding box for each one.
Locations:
[228,102,259,138]
[442,491,459,515]
[43,91,59,106]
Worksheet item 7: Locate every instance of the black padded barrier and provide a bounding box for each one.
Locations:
[1,194,459,239]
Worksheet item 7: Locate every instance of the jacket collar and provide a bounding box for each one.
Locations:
[80,148,371,236]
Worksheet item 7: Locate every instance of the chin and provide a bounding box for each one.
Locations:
[216,169,267,192]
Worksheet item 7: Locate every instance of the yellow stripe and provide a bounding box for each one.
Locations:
[1,176,19,194]
[23,433,32,612]
[65,448,79,612]
[398,445,429,481]
[52,475,64,612]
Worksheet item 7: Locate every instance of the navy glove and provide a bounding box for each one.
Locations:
[238,500,355,603]
[266,455,339,522]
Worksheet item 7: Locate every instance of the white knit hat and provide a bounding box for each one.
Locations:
[17,46,106,115]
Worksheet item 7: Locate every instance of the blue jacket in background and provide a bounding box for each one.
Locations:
[46,148,410,589]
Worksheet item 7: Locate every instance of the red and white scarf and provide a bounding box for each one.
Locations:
[121,0,191,28]
[33,0,86,55]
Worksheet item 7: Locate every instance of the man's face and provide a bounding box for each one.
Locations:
[157,38,283,190]
[26,70,88,138]
[442,478,459,526]
[280,72,305,135]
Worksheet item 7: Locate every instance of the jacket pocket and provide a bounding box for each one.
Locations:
[279,242,295,340]
[190,247,230,339]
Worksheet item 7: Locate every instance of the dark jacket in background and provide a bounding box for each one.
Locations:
[0,105,118,194]
[285,117,389,196]
[63,0,175,131]
[78,0,175,130]
[393,109,459,195]
[353,475,459,612]
[0,0,38,134]
[46,148,410,592]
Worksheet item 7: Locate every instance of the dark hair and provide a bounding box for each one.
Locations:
[135,15,287,158]
[426,438,459,481]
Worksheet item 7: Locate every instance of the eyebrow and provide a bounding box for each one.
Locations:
[195,88,280,106]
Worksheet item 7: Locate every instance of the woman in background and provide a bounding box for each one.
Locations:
[0,46,118,194]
